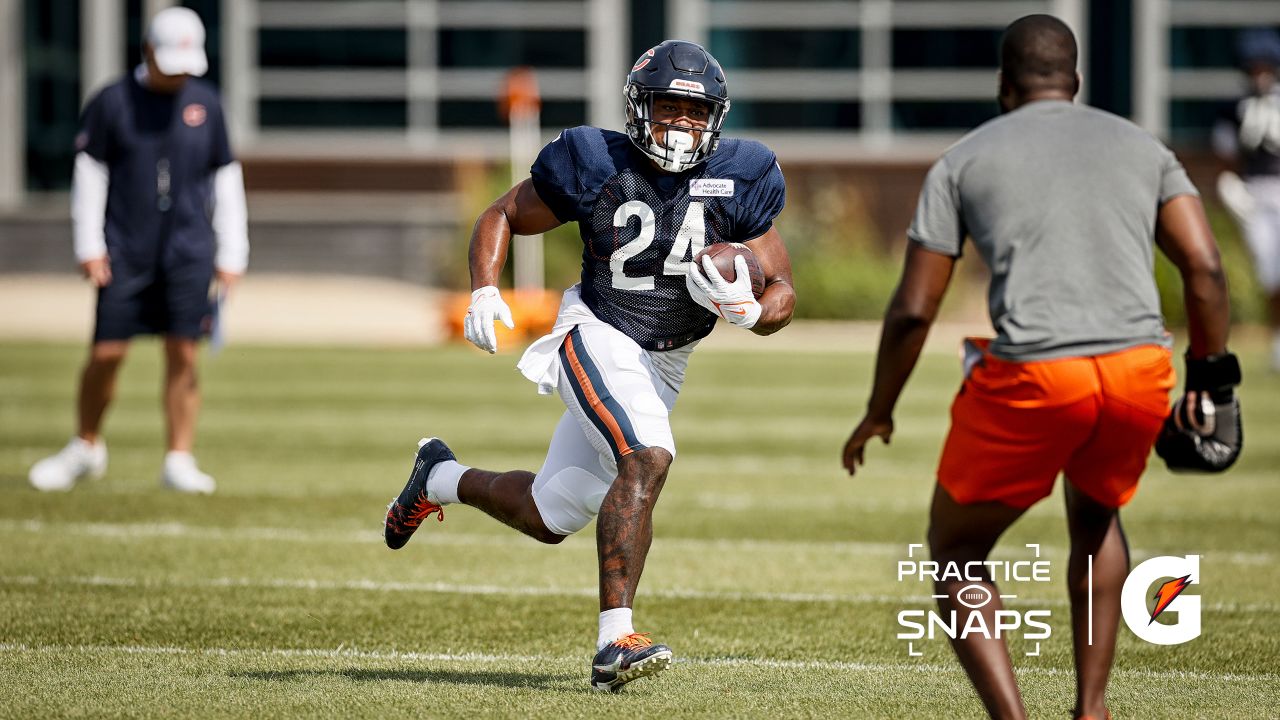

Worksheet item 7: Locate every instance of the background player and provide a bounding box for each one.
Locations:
[841,15,1239,720]
[1212,29,1280,371]
[28,7,248,494]
[382,40,795,691]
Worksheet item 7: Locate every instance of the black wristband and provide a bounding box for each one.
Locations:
[1184,351,1241,397]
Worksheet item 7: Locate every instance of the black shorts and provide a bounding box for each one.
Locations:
[94,259,214,342]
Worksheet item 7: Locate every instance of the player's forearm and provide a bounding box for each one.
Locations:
[1181,264,1231,358]
[865,307,932,421]
[1156,195,1231,357]
[865,242,953,420]
[750,281,794,335]
[468,205,512,290]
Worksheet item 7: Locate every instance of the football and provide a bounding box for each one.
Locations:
[693,242,766,299]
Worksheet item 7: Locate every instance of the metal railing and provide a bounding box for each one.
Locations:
[1134,0,1280,139]
[222,0,627,150]
[218,0,1086,160]
[669,0,1086,149]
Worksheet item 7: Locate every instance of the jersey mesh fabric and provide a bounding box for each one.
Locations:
[580,168,725,350]
[1234,92,1280,178]
[531,127,784,352]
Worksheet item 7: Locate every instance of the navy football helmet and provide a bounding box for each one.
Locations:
[624,40,730,173]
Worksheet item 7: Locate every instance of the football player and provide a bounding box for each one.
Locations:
[1212,29,1280,371]
[383,40,794,692]
[842,15,1238,720]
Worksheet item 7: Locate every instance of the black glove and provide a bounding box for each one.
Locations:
[1155,352,1243,473]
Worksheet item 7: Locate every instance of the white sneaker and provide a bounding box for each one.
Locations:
[161,451,216,494]
[29,437,107,492]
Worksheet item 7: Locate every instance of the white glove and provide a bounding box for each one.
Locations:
[686,255,762,329]
[1216,171,1256,227]
[463,286,514,353]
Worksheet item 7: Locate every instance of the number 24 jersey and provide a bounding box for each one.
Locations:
[530,126,786,351]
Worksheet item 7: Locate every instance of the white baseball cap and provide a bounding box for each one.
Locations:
[146,7,208,77]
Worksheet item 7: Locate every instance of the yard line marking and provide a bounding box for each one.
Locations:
[1,519,1272,565]
[0,643,1275,683]
[0,520,907,557]
[0,642,541,664]
[0,574,913,605]
[4,574,1278,614]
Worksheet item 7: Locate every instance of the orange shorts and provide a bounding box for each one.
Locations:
[937,339,1175,509]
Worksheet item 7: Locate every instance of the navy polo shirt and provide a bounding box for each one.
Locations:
[76,73,234,271]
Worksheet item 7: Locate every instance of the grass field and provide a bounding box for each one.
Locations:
[1,338,1278,718]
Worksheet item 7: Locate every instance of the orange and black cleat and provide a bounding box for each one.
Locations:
[384,437,454,550]
[590,632,673,692]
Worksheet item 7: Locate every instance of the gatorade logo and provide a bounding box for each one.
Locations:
[1121,555,1201,645]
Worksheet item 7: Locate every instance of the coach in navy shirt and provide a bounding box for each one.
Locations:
[29,7,248,494]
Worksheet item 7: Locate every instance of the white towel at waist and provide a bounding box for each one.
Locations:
[516,284,701,395]
[516,285,600,395]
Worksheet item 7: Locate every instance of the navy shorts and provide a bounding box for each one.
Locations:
[94,259,214,342]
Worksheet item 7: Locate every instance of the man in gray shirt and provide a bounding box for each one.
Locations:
[842,15,1237,720]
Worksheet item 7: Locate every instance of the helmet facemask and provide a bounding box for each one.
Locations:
[624,86,730,173]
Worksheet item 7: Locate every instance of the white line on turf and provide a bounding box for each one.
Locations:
[0,574,911,605]
[1,519,1272,565]
[0,643,1274,683]
[3,574,1278,613]
[0,519,907,557]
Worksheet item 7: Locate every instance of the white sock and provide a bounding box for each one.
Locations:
[426,460,468,505]
[164,450,195,468]
[597,608,635,650]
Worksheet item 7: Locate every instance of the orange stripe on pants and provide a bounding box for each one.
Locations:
[562,334,634,457]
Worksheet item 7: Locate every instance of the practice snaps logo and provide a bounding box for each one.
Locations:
[895,543,1053,657]
[1121,555,1201,645]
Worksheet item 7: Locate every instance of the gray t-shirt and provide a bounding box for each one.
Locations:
[908,100,1198,361]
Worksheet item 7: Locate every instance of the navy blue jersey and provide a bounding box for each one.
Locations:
[530,127,785,350]
[1218,91,1280,178]
[76,73,234,269]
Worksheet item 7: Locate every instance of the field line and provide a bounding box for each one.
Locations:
[1,519,1272,565]
[0,573,920,605]
[0,642,1274,683]
[0,519,911,557]
[4,574,1278,614]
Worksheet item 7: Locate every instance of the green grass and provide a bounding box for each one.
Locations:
[1,339,1278,718]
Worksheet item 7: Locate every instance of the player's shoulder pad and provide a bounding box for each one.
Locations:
[705,138,779,183]
[532,126,629,220]
[553,125,627,162]
[557,126,631,192]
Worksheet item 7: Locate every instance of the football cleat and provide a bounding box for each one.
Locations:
[160,451,216,495]
[29,437,107,492]
[590,633,673,692]
[384,437,454,550]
